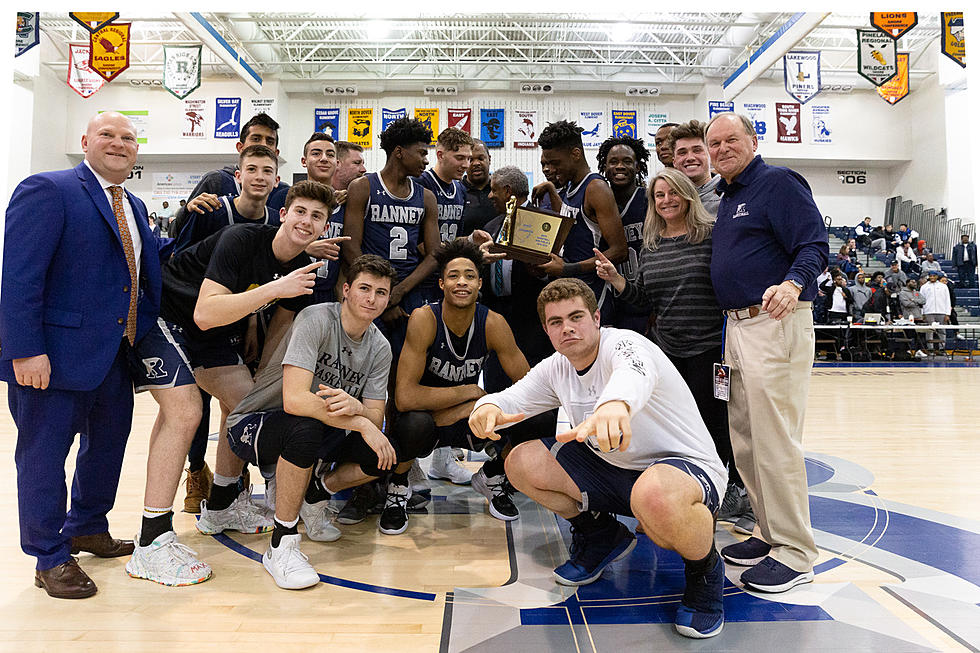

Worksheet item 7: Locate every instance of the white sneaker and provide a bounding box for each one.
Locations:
[263,475,277,516]
[915,349,928,359]
[126,531,212,586]
[428,447,473,485]
[263,534,319,590]
[196,486,274,535]
[300,499,341,542]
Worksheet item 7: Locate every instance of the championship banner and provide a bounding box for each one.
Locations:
[480,109,504,148]
[314,108,340,137]
[611,110,637,139]
[69,12,118,33]
[16,12,40,57]
[447,108,472,134]
[579,110,605,148]
[941,12,965,68]
[163,45,201,99]
[247,98,277,121]
[414,108,439,144]
[67,43,105,98]
[347,108,373,148]
[857,29,897,86]
[645,111,669,139]
[708,101,734,118]
[214,98,241,139]
[871,12,917,39]
[783,51,821,104]
[776,103,801,143]
[89,22,130,82]
[182,98,206,140]
[878,52,910,105]
[513,110,538,148]
[741,103,768,142]
[811,105,832,144]
[382,108,407,133]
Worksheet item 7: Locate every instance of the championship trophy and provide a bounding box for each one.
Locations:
[488,196,575,264]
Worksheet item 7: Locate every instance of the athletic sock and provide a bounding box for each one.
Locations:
[568,510,613,532]
[187,458,206,474]
[271,516,300,547]
[482,457,505,478]
[208,474,240,511]
[305,474,331,504]
[139,509,173,547]
[389,471,409,487]
[683,545,719,577]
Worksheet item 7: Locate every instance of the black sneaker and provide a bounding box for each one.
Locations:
[675,550,725,639]
[716,482,748,522]
[378,483,410,535]
[720,536,771,566]
[553,514,636,586]
[407,488,431,512]
[471,469,519,521]
[336,482,379,525]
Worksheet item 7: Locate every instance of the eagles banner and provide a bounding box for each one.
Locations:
[871,12,917,40]
[741,103,768,142]
[89,22,131,82]
[382,108,407,133]
[480,109,504,148]
[513,110,538,148]
[611,110,637,139]
[783,51,821,104]
[414,108,439,144]
[776,103,801,143]
[857,29,897,86]
[708,101,734,118]
[348,108,373,148]
[67,43,105,98]
[941,12,965,68]
[163,45,201,99]
[447,108,472,134]
[878,52,910,105]
[16,12,40,57]
[811,105,832,144]
[314,108,339,138]
[579,111,605,148]
[69,12,118,33]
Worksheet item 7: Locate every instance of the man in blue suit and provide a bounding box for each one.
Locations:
[0,111,161,599]
[953,234,977,288]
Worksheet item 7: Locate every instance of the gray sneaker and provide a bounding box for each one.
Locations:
[717,483,748,523]
[733,504,757,535]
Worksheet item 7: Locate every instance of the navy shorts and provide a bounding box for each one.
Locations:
[540,437,720,517]
[130,318,243,392]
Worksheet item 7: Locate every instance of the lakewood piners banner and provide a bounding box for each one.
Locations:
[163,45,201,99]
[783,51,821,103]
[89,22,131,82]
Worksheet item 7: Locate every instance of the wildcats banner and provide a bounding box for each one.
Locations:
[611,110,637,139]
[871,12,918,40]
[579,110,605,148]
[776,103,801,143]
[783,51,821,104]
[741,103,768,142]
[214,98,241,138]
[16,12,40,57]
[382,108,407,133]
[480,109,504,148]
[447,108,472,134]
[348,108,373,148]
[69,12,118,33]
[708,101,734,118]
[941,12,965,68]
[414,108,439,144]
[67,43,105,98]
[811,105,832,144]
[182,98,206,140]
[314,108,339,137]
[89,22,131,82]
[163,45,201,99]
[857,29,897,86]
[878,52,910,105]
[513,110,538,148]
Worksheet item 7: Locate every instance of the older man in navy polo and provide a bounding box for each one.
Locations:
[705,113,828,594]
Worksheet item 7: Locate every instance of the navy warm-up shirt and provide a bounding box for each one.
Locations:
[710,155,828,310]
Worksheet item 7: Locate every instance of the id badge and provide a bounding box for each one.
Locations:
[713,363,731,402]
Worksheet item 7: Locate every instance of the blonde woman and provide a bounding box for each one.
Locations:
[595,167,751,530]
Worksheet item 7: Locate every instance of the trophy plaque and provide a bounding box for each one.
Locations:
[488,196,575,264]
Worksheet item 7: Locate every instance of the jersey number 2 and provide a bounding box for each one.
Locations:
[389,226,408,260]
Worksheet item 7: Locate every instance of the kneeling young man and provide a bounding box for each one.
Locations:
[224,255,398,589]
[469,279,728,639]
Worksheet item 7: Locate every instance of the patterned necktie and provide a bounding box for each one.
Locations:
[109,186,138,345]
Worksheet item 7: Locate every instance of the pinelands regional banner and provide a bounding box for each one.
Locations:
[348,108,373,148]
[182,99,206,139]
[708,101,734,118]
[579,111,605,148]
[89,22,131,82]
[776,102,801,143]
[741,103,768,142]
[447,109,472,134]
[513,110,538,148]
[67,43,105,98]
[16,12,40,57]
[783,51,821,103]
[163,45,201,99]
[611,110,637,139]
[857,29,897,86]
[480,109,504,148]
[811,105,831,144]
[314,108,340,137]
[382,108,407,133]
[414,108,439,144]
[214,98,241,138]
[878,52,910,105]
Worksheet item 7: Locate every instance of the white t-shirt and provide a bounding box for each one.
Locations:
[474,327,726,492]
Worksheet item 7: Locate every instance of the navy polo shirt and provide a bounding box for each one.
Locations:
[710,155,828,310]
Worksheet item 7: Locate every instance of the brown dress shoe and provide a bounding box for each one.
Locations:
[70,532,135,558]
[35,559,97,599]
[183,462,213,514]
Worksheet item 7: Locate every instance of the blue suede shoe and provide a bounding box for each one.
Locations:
[675,550,725,639]
[553,517,636,586]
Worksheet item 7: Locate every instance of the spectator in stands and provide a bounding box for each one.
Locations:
[953,234,977,288]
[820,271,853,324]
[884,260,907,287]
[850,272,873,321]
[854,217,873,248]
[869,281,902,323]
[940,275,959,325]
[896,241,921,276]
[922,272,951,353]
[920,252,942,275]
[898,279,928,358]
[835,244,860,279]
[813,267,831,325]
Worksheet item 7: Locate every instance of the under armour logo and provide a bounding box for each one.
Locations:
[342,346,353,357]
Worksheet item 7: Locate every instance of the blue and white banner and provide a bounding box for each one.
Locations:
[215,98,241,139]
[480,108,505,148]
[741,103,768,142]
[811,105,832,144]
[314,108,340,138]
[646,111,670,139]
[708,101,734,118]
[783,51,821,104]
[611,110,637,139]
[15,12,40,57]
[579,110,605,148]
[382,107,407,133]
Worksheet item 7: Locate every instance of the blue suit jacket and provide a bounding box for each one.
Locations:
[0,162,162,391]
[953,242,977,267]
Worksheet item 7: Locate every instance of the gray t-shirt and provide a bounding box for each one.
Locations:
[228,302,391,427]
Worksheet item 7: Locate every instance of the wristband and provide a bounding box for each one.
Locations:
[562,262,578,276]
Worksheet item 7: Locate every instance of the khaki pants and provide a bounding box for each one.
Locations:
[725,302,818,572]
